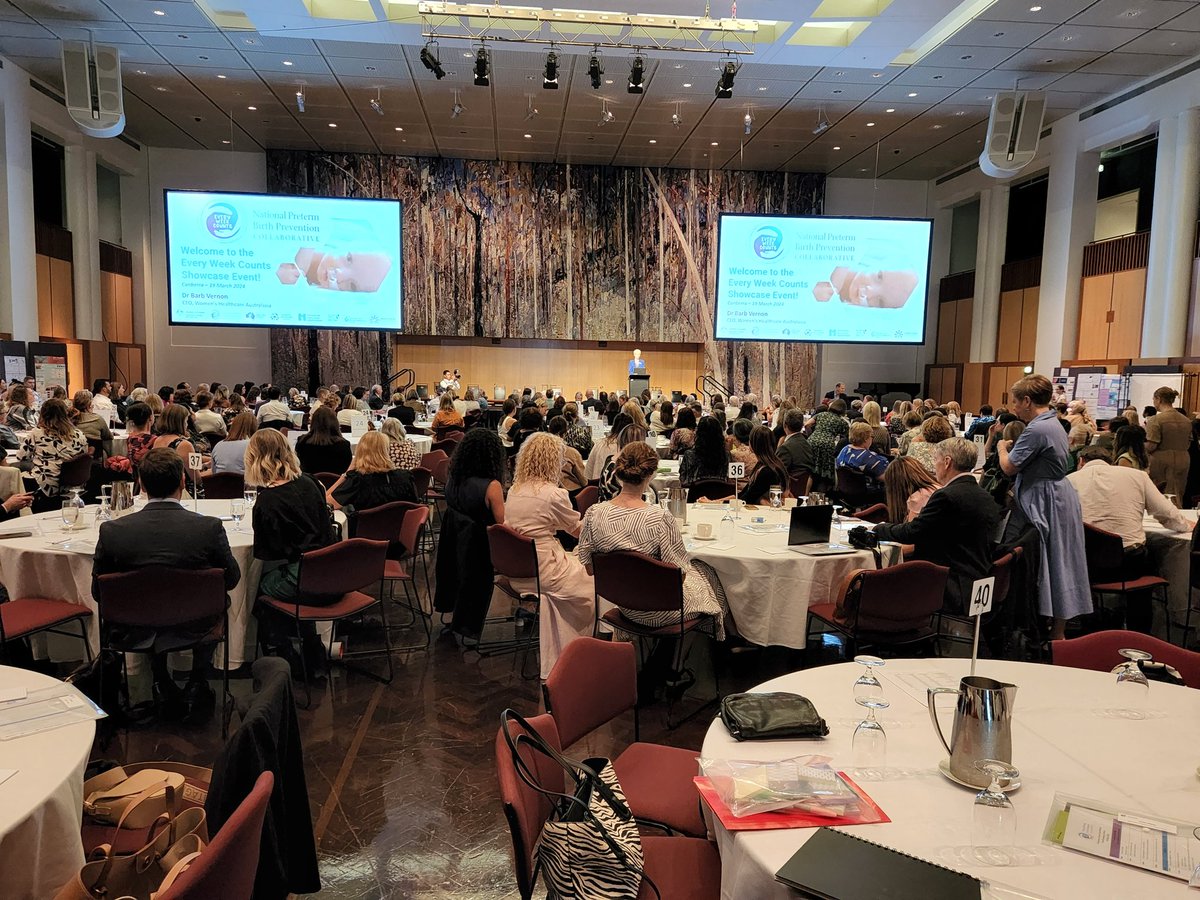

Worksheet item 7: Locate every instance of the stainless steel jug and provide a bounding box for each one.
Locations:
[109,480,134,518]
[927,676,1017,788]
[667,485,687,525]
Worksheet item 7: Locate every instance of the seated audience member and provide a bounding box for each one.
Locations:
[510,406,547,456]
[380,417,421,470]
[598,423,649,501]
[1123,405,1140,428]
[211,411,256,475]
[578,442,727,701]
[546,417,587,491]
[506,432,594,678]
[247,429,335,673]
[562,402,594,458]
[152,404,202,485]
[20,399,87,508]
[964,405,995,441]
[739,425,789,505]
[222,391,247,425]
[431,392,465,430]
[945,401,963,430]
[1066,400,1095,436]
[452,391,473,419]
[585,412,628,482]
[621,399,648,430]
[1115,424,1149,471]
[861,400,892,455]
[668,407,698,459]
[888,400,913,435]
[907,415,954,475]
[1066,424,1090,473]
[193,390,227,436]
[777,408,813,480]
[498,398,519,435]
[336,393,362,429]
[882,455,940,524]
[602,399,621,427]
[368,384,385,410]
[873,437,1000,613]
[122,401,157,470]
[295,406,353,475]
[808,400,849,488]
[90,379,116,424]
[1068,445,1194,631]
[92,448,240,720]
[327,431,417,514]
[1094,414,1129,451]
[679,415,730,486]
[72,390,113,458]
[386,391,415,426]
[403,389,425,417]
[727,417,759,468]
[835,421,891,484]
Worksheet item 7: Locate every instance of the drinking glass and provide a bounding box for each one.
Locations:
[243,487,258,509]
[852,655,885,700]
[768,487,783,509]
[60,500,79,531]
[972,759,1019,862]
[230,499,245,532]
[852,696,888,768]
[1112,648,1151,717]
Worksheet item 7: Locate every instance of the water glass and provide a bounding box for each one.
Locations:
[230,499,245,531]
[1112,648,1151,717]
[243,487,258,509]
[972,759,1019,862]
[768,487,783,509]
[852,655,885,700]
[60,501,79,531]
[852,696,888,768]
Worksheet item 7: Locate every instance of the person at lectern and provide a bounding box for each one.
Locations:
[628,348,647,375]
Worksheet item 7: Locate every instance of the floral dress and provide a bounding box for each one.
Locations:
[21,427,87,496]
[808,412,849,482]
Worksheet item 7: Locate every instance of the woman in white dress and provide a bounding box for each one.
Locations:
[505,432,597,680]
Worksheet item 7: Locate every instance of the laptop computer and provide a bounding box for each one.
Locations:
[788,505,856,556]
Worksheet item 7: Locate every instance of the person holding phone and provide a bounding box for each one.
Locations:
[438,369,461,395]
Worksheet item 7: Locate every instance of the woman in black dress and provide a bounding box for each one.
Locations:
[295,405,353,475]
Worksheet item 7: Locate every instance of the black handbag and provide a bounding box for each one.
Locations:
[719,692,830,741]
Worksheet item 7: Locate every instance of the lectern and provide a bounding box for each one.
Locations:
[629,374,650,397]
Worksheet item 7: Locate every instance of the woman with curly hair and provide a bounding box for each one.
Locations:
[506,432,594,678]
[908,414,954,476]
[434,428,506,637]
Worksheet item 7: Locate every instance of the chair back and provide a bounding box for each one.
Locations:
[574,485,599,518]
[405,424,425,436]
[990,546,1023,611]
[431,457,451,487]
[543,637,636,750]
[198,432,225,451]
[202,471,244,500]
[787,471,811,499]
[840,560,949,634]
[398,504,429,558]
[494,714,563,900]
[834,467,875,509]
[853,503,888,524]
[155,771,273,900]
[1052,630,1200,687]
[297,538,389,597]
[311,471,341,491]
[420,450,448,471]
[487,524,539,580]
[431,439,459,455]
[434,425,465,441]
[353,500,411,544]
[86,437,105,459]
[592,550,684,614]
[59,454,93,489]
[1083,523,1125,585]
[686,479,734,503]
[97,567,227,629]
[411,466,432,499]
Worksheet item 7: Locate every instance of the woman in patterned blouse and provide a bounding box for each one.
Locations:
[20,399,87,507]
[380,417,422,470]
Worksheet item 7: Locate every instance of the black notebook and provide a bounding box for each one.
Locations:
[775,827,981,900]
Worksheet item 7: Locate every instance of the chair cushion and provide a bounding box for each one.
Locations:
[807,602,841,626]
[638,836,721,900]
[614,742,705,838]
[1091,576,1169,592]
[259,591,378,621]
[1,598,91,641]
[601,609,706,637]
[383,559,410,581]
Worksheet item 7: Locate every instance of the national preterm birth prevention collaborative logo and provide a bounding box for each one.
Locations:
[753,225,783,260]
[204,201,241,240]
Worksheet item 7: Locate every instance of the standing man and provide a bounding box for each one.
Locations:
[91,379,116,425]
[824,382,848,402]
[439,369,461,395]
[777,408,813,482]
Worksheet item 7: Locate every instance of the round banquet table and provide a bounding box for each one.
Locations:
[700,658,1200,900]
[682,503,893,650]
[0,665,95,900]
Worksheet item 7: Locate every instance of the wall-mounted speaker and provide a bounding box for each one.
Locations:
[978,91,1045,179]
[62,40,125,138]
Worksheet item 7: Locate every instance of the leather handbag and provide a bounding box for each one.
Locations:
[719,692,830,741]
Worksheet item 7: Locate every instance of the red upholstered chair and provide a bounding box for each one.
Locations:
[311,471,341,492]
[1083,524,1171,640]
[419,450,448,472]
[0,598,91,664]
[787,471,812,500]
[686,480,734,503]
[936,547,1024,650]
[806,559,949,659]
[155,771,274,900]
[201,472,244,500]
[434,425,465,442]
[475,524,541,668]
[356,501,431,647]
[59,454,94,491]
[852,502,888,524]
[573,485,599,518]
[431,439,460,455]
[833,467,878,511]
[257,538,391,707]
[591,550,720,728]
[543,637,705,837]
[1051,630,1200,687]
[495,713,720,900]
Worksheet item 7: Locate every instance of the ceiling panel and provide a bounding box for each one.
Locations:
[1069,0,1194,30]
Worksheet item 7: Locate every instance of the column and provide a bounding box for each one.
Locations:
[66,144,102,341]
[970,183,1009,362]
[0,66,39,341]
[1142,109,1200,358]
[1034,118,1100,374]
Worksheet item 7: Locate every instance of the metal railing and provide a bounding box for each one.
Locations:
[384,367,415,395]
[695,373,732,403]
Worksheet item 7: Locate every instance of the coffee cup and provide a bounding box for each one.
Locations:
[696,522,713,539]
[783,497,798,509]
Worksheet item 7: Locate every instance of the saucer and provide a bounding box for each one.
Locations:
[938,759,1020,792]
[693,534,717,541]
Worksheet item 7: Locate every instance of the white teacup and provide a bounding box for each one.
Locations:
[696,522,713,539]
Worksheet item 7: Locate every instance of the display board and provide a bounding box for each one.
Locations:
[1073,373,1124,420]
[1126,373,1183,417]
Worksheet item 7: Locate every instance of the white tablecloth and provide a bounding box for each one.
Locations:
[682,504,885,649]
[0,666,94,900]
[1142,509,1196,637]
[700,658,1200,900]
[651,459,681,494]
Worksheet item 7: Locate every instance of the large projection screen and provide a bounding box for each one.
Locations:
[165,190,403,330]
[714,213,933,345]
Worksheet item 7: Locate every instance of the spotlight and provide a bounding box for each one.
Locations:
[525,96,539,120]
[715,60,736,99]
[420,43,445,79]
[588,53,603,89]
[628,55,644,94]
[369,89,384,116]
[294,88,305,113]
[451,89,465,118]
[543,50,558,89]
[812,119,831,135]
[671,102,682,128]
[743,110,753,135]
[598,100,614,126]
[473,46,490,87]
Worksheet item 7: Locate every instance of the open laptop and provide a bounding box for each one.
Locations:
[788,505,856,556]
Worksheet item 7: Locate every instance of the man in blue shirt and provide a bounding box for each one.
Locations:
[964,404,995,441]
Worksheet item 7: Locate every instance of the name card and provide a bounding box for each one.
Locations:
[968,576,996,617]
[728,461,746,479]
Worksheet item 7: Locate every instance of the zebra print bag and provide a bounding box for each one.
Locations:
[501,710,656,900]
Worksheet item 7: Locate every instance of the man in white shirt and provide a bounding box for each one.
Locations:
[193,391,227,436]
[438,369,460,395]
[255,386,292,425]
[91,379,116,424]
[1066,444,1193,631]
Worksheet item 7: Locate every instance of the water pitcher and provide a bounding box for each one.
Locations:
[667,485,687,525]
[109,480,134,518]
[927,676,1017,788]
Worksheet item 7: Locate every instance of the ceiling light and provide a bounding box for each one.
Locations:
[370,88,384,116]
[872,72,883,78]
[328,123,337,128]
[833,145,841,150]
[473,46,490,87]
[221,139,230,144]
[711,141,719,146]
[757,86,767,91]
[649,139,657,143]
[628,55,645,94]
[543,50,559,89]
[282,60,293,66]
[524,133,532,138]
[451,89,465,118]
[135,69,147,75]
[153,8,165,15]
[1029,5,1042,10]
[1098,163,1104,172]
[420,43,446,79]
[394,126,403,131]
[743,109,753,135]
[588,53,603,89]
[715,60,737,99]
[886,107,895,112]
[907,92,919,97]
[598,99,614,126]
[247,105,256,110]
[217,74,226,79]
[866,121,875,126]
[683,82,692,87]
[154,86,167,92]
[295,88,305,112]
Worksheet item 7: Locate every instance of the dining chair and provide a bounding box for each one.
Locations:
[1083,523,1170,641]
[355,501,431,648]
[1051,630,1200,687]
[311,471,341,492]
[686,479,734,503]
[477,523,541,673]
[0,597,92,665]
[59,454,94,491]
[852,502,888,524]
[201,471,244,500]
[935,547,1024,651]
[573,485,599,517]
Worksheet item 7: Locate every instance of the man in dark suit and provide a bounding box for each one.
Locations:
[777,408,813,484]
[93,449,240,721]
[823,382,848,402]
[872,437,999,613]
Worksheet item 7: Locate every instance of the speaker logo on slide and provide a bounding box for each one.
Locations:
[204,201,241,240]
[752,226,783,260]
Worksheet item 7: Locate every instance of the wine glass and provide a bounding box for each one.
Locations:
[60,500,79,531]
[852,655,885,700]
[972,759,1020,863]
[243,486,258,509]
[852,696,888,769]
[768,487,783,509]
[230,499,245,532]
[1112,648,1151,718]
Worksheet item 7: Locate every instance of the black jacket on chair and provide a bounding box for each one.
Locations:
[873,473,1000,613]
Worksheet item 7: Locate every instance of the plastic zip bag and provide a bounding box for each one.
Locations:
[699,754,863,818]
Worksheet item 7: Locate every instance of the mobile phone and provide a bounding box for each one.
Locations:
[0,531,33,539]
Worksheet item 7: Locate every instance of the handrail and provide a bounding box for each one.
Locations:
[695,373,732,403]
[384,368,415,395]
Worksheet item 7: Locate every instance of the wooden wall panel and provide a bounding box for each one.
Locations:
[1108,268,1145,360]
[1077,275,1113,359]
[937,302,956,364]
[996,290,1022,360]
[1018,287,1040,360]
[99,272,116,342]
[64,342,84,396]
[112,346,145,388]
[926,367,944,401]
[48,258,75,339]
[952,298,973,363]
[987,365,1010,410]
[100,272,134,344]
[961,363,986,412]
[35,254,51,336]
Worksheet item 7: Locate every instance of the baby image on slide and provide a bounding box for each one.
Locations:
[810,236,919,309]
[273,218,394,293]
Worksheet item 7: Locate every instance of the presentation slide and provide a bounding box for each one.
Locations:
[714,213,933,344]
[165,190,403,330]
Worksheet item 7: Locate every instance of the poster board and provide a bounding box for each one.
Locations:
[1073,373,1123,420]
[1126,373,1183,418]
[32,355,67,395]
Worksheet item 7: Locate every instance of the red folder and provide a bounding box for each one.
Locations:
[694,772,891,832]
